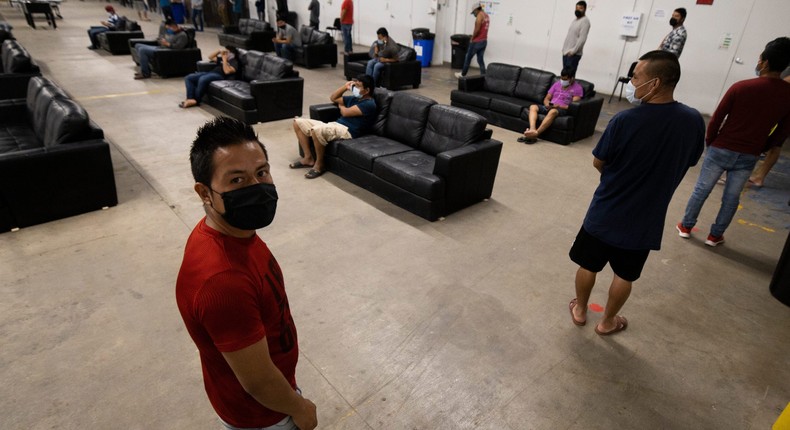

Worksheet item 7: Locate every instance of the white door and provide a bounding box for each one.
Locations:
[388,0,414,48]
[511,0,556,69]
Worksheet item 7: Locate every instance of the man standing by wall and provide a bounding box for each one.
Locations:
[562,1,590,77]
[677,40,790,247]
[340,0,353,55]
[659,8,687,57]
[308,0,320,30]
[455,4,489,79]
[176,117,318,430]
[569,51,704,335]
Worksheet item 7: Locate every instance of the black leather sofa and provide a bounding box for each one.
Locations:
[218,19,275,53]
[0,40,41,100]
[202,50,303,124]
[0,77,118,232]
[96,19,144,55]
[344,44,421,89]
[128,28,202,77]
[292,26,337,68]
[309,92,502,221]
[450,63,604,145]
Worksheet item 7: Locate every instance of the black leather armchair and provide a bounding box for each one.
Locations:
[218,19,275,53]
[0,77,117,232]
[292,26,337,68]
[96,19,144,55]
[0,39,41,100]
[308,91,502,221]
[344,43,421,89]
[128,27,202,77]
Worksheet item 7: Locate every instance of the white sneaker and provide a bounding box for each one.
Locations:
[454,72,464,79]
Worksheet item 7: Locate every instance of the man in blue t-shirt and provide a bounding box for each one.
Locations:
[290,74,377,179]
[568,51,704,336]
[520,68,583,144]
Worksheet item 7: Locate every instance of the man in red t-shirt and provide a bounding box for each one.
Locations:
[678,39,790,247]
[340,0,353,54]
[176,117,317,430]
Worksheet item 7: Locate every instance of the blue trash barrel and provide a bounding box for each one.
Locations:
[412,28,435,67]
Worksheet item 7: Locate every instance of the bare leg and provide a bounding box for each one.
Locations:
[534,109,559,136]
[750,146,781,186]
[524,105,539,137]
[311,129,326,172]
[573,267,596,323]
[597,275,632,333]
[293,121,315,166]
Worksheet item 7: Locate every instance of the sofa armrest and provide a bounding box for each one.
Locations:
[128,38,158,49]
[250,77,305,122]
[567,96,604,141]
[248,30,276,52]
[345,52,370,63]
[458,75,485,92]
[434,139,503,213]
[309,103,341,122]
[196,60,215,72]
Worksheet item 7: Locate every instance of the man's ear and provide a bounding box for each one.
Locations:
[195,183,212,205]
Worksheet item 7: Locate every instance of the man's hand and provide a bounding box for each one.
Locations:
[291,397,318,430]
[544,102,552,109]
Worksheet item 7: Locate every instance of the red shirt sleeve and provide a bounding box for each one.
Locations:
[195,271,266,352]
[707,85,735,145]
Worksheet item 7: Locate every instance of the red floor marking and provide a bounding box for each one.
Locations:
[589,303,604,312]
[692,227,700,232]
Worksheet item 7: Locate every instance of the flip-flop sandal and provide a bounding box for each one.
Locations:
[569,298,586,326]
[305,168,324,179]
[517,136,538,144]
[595,315,628,336]
[289,160,313,169]
[178,102,186,108]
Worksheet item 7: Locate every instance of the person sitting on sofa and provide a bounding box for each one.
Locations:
[519,68,584,144]
[179,46,238,109]
[87,5,120,50]
[290,74,377,179]
[272,15,301,61]
[134,18,189,79]
[366,27,399,88]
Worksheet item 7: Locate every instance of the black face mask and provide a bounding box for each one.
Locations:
[575,10,583,18]
[669,18,678,26]
[211,183,278,230]
[278,24,286,29]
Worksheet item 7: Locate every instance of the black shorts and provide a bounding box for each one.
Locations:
[569,227,650,282]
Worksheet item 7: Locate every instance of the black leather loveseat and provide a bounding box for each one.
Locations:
[309,92,502,221]
[450,63,604,145]
[201,50,303,124]
[292,26,337,68]
[129,27,202,77]
[1,39,41,100]
[0,77,118,232]
[96,18,144,55]
[344,44,421,89]
[218,18,275,53]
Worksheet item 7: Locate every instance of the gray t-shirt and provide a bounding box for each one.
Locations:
[163,30,189,50]
[277,24,301,46]
[192,0,203,9]
[308,0,319,23]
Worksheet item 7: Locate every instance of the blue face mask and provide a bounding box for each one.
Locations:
[165,28,175,35]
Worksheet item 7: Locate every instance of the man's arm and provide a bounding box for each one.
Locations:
[543,92,553,107]
[593,157,605,174]
[340,3,347,20]
[706,86,735,145]
[471,13,483,39]
[567,19,590,55]
[329,82,350,104]
[222,339,317,430]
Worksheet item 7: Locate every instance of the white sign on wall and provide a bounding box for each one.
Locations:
[620,13,641,37]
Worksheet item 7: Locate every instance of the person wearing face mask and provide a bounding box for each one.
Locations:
[562,1,591,77]
[177,117,318,430]
[659,8,687,57]
[133,18,188,79]
[519,68,583,143]
[272,14,301,61]
[366,27,399,88]
[179,46,238,109]
[289,75,377,179]
[568,51,704,336]
[678,39,790,247]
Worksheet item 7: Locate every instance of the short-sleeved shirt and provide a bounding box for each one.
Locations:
[660,26,687,57]
[210,55,239,79]
[277,23,301,46]
[107,13,120,28]
[548,80,583,107]
[583,102,705,250]
[340,0,353,24]
[309,0,319,23]
[336,95,376,138]
[176,218,299,428]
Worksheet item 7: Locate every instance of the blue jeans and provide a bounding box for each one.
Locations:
[192,8,203,31]
[185,71,223,102]
[88,26,109,48]
[136,44,159,77]
[461,40,486,76]
[275,43,295,60]
[563,54,581,77]
[681,146,759,237]
[366,59,386,86]
[341,24,353,53]
[219,416,297,430]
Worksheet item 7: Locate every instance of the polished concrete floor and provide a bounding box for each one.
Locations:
[2,2,789,429]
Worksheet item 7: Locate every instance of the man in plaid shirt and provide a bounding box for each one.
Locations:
[659,7,687,57]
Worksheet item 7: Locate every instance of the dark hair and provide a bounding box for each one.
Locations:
[638,50,681,88]
[674,8,687,19]
[190,117,267,186]
[164,18,175,26]
[276,13,286,22]
[761,47,790,72]
[576,1,587,9]
[376,27,388,37]
[560,68,574,79]
[355,74,375,96]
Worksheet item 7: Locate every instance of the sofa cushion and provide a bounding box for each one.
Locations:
[0,125,40,153]
[373,90,394,136]
[372,151,444,200]
[383,93,436,148]
[576,79,595,98]
[450,90,493,110]
[219,81,255,110]
[489,94,532,117]
[483,63,520,96]
[218,34,248,48]
[2,39,32,73]
[336,135,413,172]
[396,44,416,62]
[514,67,555,104]
[418,105,487,156]
[240,18,271,35]
[300,26,330,45]
[43,98,90,147]
[32,85,69,140]
[26,76,53,116]
[243,52,293,81]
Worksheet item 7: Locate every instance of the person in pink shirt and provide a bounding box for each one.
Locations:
[520,68,584,143]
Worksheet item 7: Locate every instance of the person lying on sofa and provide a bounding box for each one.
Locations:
[87,5,120,50]
[134,18,188,79]
[520,68,584,144]
[366,27,399,88]
[289,74,377,179]
[179,46,238,109]
[272,15,301,61]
